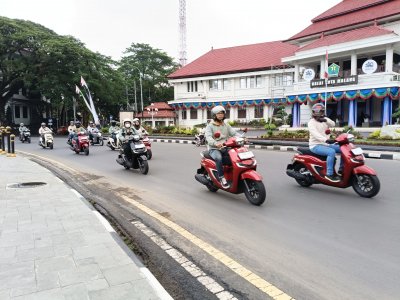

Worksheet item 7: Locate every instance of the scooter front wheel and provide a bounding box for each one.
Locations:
[139,159,149,175]
[352,174,380,198]
[84,147,89,156]
[147,149,152,160]
[244,179,266,206]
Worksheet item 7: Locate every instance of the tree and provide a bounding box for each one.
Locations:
[119,43,178,110]
[0,16,125,124]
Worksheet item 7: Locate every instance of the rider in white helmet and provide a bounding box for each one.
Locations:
[132,118,148,137]
[117,118,139,160]
[205,105,239,188]
[308,103,343,182]
[19,123,28,141]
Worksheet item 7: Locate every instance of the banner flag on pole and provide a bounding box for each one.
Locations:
[75,85,92,112]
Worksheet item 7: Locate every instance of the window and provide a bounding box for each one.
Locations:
[274,74,293,86]
[187,81,198,92]
[190,109,198,119]
[207,109,212,120]
[240,76,262,88]
[14,106,20,118]
[225,109,230,119]
[255,106,264,118]
[223,79,231,90]
[238,109,246,118]
[22,106,28,118]
[182,110,187,119]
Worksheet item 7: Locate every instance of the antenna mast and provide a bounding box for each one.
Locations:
[179,0,187,66]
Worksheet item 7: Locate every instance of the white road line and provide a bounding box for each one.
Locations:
[132,220,238,300]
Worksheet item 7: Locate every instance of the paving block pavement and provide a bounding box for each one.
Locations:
[0,155,172,300]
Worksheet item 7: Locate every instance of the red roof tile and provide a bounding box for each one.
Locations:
[312,0,390,22]
[297,26,395,52]
[137,110,175,118]
[168,41,298,79]
[144,102,173,110]
[288,0,400,41]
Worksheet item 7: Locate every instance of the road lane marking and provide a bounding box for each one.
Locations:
[132,220,237,300]
[121,194,295,300]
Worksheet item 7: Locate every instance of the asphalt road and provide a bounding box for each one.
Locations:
[16,137,400,300]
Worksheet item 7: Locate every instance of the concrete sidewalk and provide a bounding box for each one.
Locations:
[0,155,172,300]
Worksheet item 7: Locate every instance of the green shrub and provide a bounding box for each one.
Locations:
[368,130,381,139]
[101,127,109,134]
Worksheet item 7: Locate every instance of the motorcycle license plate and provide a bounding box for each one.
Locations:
[238,151,254,160]
[351,147,363,155]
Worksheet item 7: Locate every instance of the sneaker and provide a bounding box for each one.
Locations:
[220,176,230,189]
[325,174,341,182]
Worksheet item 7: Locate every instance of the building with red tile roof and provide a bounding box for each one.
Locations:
[168,0,400,129]
[136,102,176,128]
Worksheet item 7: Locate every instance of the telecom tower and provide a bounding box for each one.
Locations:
[179,0,187,66]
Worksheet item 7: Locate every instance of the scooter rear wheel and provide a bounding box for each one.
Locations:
[244,179,266,206]
[352,174,380,198]
[294,163,313,187]
[147,149,152,160]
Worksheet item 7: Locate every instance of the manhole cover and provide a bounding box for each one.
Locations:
[7,182,47,189]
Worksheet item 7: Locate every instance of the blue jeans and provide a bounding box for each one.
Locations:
[310,144,343,176]
[209,149,230,178]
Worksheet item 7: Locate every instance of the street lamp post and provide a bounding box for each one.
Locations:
[131,66,144,117]
[146,103,158,129]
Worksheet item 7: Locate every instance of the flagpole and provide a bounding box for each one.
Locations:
[324,49,329,110]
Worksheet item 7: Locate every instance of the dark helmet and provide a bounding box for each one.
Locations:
[110,120,116,126]
[75,121,81,128]
[311,103,325,118]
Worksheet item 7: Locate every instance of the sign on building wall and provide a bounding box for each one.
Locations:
[310,75,358,88]
[303,69,315,81]
[327,63,340,77]
[362,59,378,74]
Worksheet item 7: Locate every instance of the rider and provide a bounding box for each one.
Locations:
[72,121,86,145]
[67,121,76,143]
[117,118,139,162]
[205,106,239,189]
[108,120,120,144]
[38,122,52,145]
[87,121,96,142]
[132,118,148,137]
[18,123,28,140]
[308,103,343,182]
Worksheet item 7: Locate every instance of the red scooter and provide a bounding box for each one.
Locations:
[142,135,152,160]
[195,133,266,206]
[286,133,380,198]
[71,132,90,155]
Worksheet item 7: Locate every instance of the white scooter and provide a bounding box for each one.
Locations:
[90,128,103,146]
[39,130,54,149]
[107,132,121,150]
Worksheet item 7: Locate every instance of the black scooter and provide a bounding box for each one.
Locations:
[116,134,149,174]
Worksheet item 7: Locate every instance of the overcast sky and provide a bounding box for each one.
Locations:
[1,0,341,63]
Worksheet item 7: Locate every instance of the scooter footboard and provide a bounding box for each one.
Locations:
[240,170,263,181]
[353,165,377,175]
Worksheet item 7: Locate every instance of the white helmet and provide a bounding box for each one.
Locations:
[211,105,226,119]
[20,123,24,126]
[123,118,132,128]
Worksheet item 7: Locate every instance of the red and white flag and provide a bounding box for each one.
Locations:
[324,50,329,79]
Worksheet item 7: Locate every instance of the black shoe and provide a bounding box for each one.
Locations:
[325,174,340,182]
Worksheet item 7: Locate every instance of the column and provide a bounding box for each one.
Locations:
[348,100,356,127]
[292,103,300,127]
[294,64,299,83]
[382,97,392,125]
[320,57,325,79]
[351,52,357,75]
[385,45,394,73]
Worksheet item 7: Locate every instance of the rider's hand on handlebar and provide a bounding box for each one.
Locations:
[326,139,335,144]
[216,142,224,148]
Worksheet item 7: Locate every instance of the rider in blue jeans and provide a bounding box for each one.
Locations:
[205,106,239,189]
[308,103,343,182]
